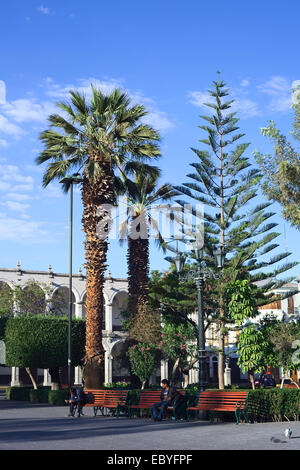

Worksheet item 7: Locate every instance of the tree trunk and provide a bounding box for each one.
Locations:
[183,370,189,389]
[249,370,255,390]
[81,159,114,389]
[49,367,61,391]
[25,368,38,390]
[127,211,149,321]
[171,358,181,387]
[218,311,225,390]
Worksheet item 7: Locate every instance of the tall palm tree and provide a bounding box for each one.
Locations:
[117,167,177,321]
[36,87,161,388]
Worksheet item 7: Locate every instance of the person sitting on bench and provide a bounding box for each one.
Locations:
[152,379,182,421]
[65,387,85,417]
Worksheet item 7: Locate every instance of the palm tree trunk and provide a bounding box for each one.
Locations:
[127,211,149,321]
[81,160,114,389]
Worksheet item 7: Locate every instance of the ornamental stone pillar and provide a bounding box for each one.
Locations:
[160,359,168,381]
[105,303,113,333]
[11,367,20,387]
[105,352,113,384]
[43,369,51,387]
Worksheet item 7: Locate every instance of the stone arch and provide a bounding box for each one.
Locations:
[19,281,46,315]
[0,281,14,315]
[51,286,76,316]
[111,291,128,331]
[110,339,132,383]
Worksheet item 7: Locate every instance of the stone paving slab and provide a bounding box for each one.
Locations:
[1,399,300,451]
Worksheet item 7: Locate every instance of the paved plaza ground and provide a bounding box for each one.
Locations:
[0,398,300,452]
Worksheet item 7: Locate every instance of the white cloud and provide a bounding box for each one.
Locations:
[188,89,260,118]
[0,164,34,184]
[240,79,250,88]
[188,91,214,109]
[230,97,260,117]
[0,182,11,192]
[257,76,294,112]
[2,201,30,213]
[143,110,174,131]
[44,77,124,99]
[37,5,51,15]
[0,216,48,241]
[0,81,6,104]
[7,193,33,202]
[0,114,24,137]
[2,98,56,123]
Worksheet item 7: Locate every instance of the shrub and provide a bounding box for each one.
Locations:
[29,387,51,404]
[5,315,85,370]
[48,389,69,406]
[248,389,300,422]
[128,343,157,389]
[6,386,32,401]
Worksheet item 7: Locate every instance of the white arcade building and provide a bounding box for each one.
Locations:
[0,264,300,387]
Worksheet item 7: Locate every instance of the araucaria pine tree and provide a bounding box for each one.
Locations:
[175,75,297,389]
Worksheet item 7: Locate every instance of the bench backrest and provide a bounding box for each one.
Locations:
[104,390,128,406]
[197,391,249,409]
[84,389,128,406]
[138,390,162,407]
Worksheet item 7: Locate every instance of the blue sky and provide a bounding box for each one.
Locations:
[0,0,299,281]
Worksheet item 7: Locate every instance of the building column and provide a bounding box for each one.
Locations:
[45,292,52,315]
[75,302,83,319]
[224,358,231,387]
[43,369,51,387]
[74,366,83,386]
[11,367,20,387]
[105,303,113,333]
[160,359,168,381]
[105,352,113,384]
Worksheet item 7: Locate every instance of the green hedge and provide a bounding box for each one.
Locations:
[248,389,300,422]
[48,389,69,406]
[5,315,85,369]
[6,386,32,401]
[29,387,51,404]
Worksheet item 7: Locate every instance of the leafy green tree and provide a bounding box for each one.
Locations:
[37,87,161,388]
[0,282,13,317]
[174,75,297,389]
[254,98,300,230]
[127,343,157,389]
[5,315,85,390]
[236,324,268,390]
[160,322,197,387]
[267,322,300,388]
[226,279,263,389]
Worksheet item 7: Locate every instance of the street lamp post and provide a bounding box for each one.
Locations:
[194,248,207,393]
[173,243,225,393]
[59,173,83,392]
[173,245,207,392]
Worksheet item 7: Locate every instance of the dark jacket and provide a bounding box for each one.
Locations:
[160,386,182,405]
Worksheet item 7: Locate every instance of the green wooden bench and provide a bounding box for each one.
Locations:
[128,389,186,419]
[185,390,249,424]
[84,389,130,417]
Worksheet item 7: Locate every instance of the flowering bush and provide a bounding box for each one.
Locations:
[160,323,197,369]
[128,342,157,389]
[104,380,131,389]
